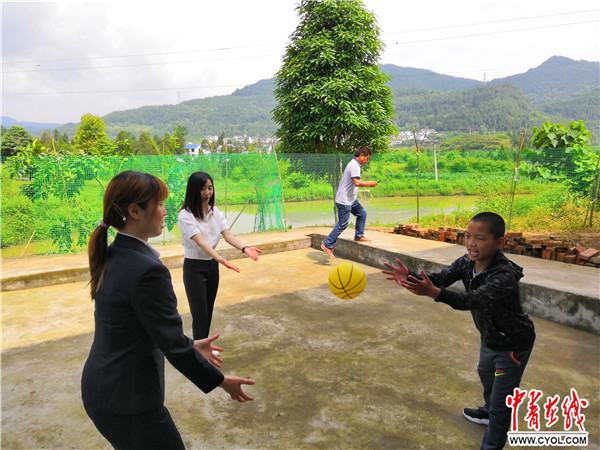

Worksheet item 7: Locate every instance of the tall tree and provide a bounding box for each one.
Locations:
[40,131,53,149]
[115,130,136,155]
[172,125,188,154]
[1,126,33,157]
[72,114,116,155]
[273,0,396,154]
[134,132,160,155]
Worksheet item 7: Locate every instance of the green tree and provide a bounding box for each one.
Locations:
[1,126,33,157]
[522,120,597,195]
[40,131,53,149]
[115,130,136,155]
[273,0,397,155]
[530,120,591,152]
[134,131,160,155]
[72,114,116,155]
[172,125,188,154]
[157,132,173,155]
[440,133,512,151]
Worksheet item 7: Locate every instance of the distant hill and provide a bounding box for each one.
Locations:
[392,84,547,133]
[101,83,278,140]
[536,88,600,128]
[381,64,482,92]
[15,56,598,142]
[488,56,599,105]
[1,116,65,135]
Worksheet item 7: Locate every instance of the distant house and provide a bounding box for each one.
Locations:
[184,143,210,156]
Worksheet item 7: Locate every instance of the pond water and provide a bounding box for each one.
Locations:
[218,194,478,235]
[1,195,478,257]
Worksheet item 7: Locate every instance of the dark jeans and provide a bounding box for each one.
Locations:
[324,199,367,249]
[84,405,185,450]
[478,343,533,450]
[183,258,220,340]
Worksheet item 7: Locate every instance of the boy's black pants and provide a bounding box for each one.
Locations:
[477,342,533,450]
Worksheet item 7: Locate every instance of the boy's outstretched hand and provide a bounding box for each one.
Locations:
[382,258,409,284]
[400,271,441,300]
[383,260,441,300]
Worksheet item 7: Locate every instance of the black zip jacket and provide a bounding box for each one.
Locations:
[417,249,535,351]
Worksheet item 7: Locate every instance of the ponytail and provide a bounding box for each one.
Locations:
[87,171,168,300]
[88,225,109,299]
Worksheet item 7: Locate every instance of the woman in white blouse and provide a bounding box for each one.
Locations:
[178,171,261,339]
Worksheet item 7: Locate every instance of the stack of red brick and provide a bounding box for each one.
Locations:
[393,223,600,268]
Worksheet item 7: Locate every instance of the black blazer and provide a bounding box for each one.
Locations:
[82,233,224,414]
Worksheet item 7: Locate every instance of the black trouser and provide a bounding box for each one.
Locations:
[183,258,220,340]
[84,404,185,450]
[478,343,533,450]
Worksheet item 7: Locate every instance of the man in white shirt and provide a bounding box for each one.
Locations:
[321,146,378,259]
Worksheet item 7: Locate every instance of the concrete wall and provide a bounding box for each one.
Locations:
[311,235,600,335]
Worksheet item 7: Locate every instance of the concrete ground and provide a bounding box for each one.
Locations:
[1,229,599,449]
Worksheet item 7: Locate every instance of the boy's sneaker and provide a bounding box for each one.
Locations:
[463,407,489,425]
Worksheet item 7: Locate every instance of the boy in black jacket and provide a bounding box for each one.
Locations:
[383,212,535,450]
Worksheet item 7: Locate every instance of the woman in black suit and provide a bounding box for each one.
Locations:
[82,171,254,450]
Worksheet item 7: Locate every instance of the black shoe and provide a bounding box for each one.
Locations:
[463,407,489,425]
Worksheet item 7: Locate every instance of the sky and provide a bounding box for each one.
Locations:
[2,0,599,125]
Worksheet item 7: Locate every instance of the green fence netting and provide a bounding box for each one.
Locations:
[1,147,598,257]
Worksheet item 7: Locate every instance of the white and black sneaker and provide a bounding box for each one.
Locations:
[463,407,489,425]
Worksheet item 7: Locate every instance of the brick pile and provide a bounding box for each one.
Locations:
[393,224,600,268]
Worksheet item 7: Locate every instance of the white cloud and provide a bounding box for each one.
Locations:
[2,0,598,123]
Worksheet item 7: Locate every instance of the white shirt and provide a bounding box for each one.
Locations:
[178,207,229,260]
[335,158,361,205]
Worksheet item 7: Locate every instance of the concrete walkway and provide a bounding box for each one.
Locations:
[2,227,599,333]
[1,228,599,449]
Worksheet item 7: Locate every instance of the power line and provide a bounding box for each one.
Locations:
[1,43,284,65]
[3,18,596,76]
[0,59,574,97]
[3,8,597,67]
[386,20,597,47]
[3,85,247,96]
[2,53,282,74]
[381,8,598,36]
[3,9,597,96]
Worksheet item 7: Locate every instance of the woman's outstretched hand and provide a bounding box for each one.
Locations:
[243,247,262,261]
[194,333,224,367]
[219,257,240,273]
[220,376,255,402]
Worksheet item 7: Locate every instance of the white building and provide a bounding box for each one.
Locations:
[184,143,210,156]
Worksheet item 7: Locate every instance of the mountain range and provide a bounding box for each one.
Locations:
[3,56,598,142]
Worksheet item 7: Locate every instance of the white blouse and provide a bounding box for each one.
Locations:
[178,207,229,260]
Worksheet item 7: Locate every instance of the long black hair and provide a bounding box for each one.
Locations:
[180,171,215,219]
